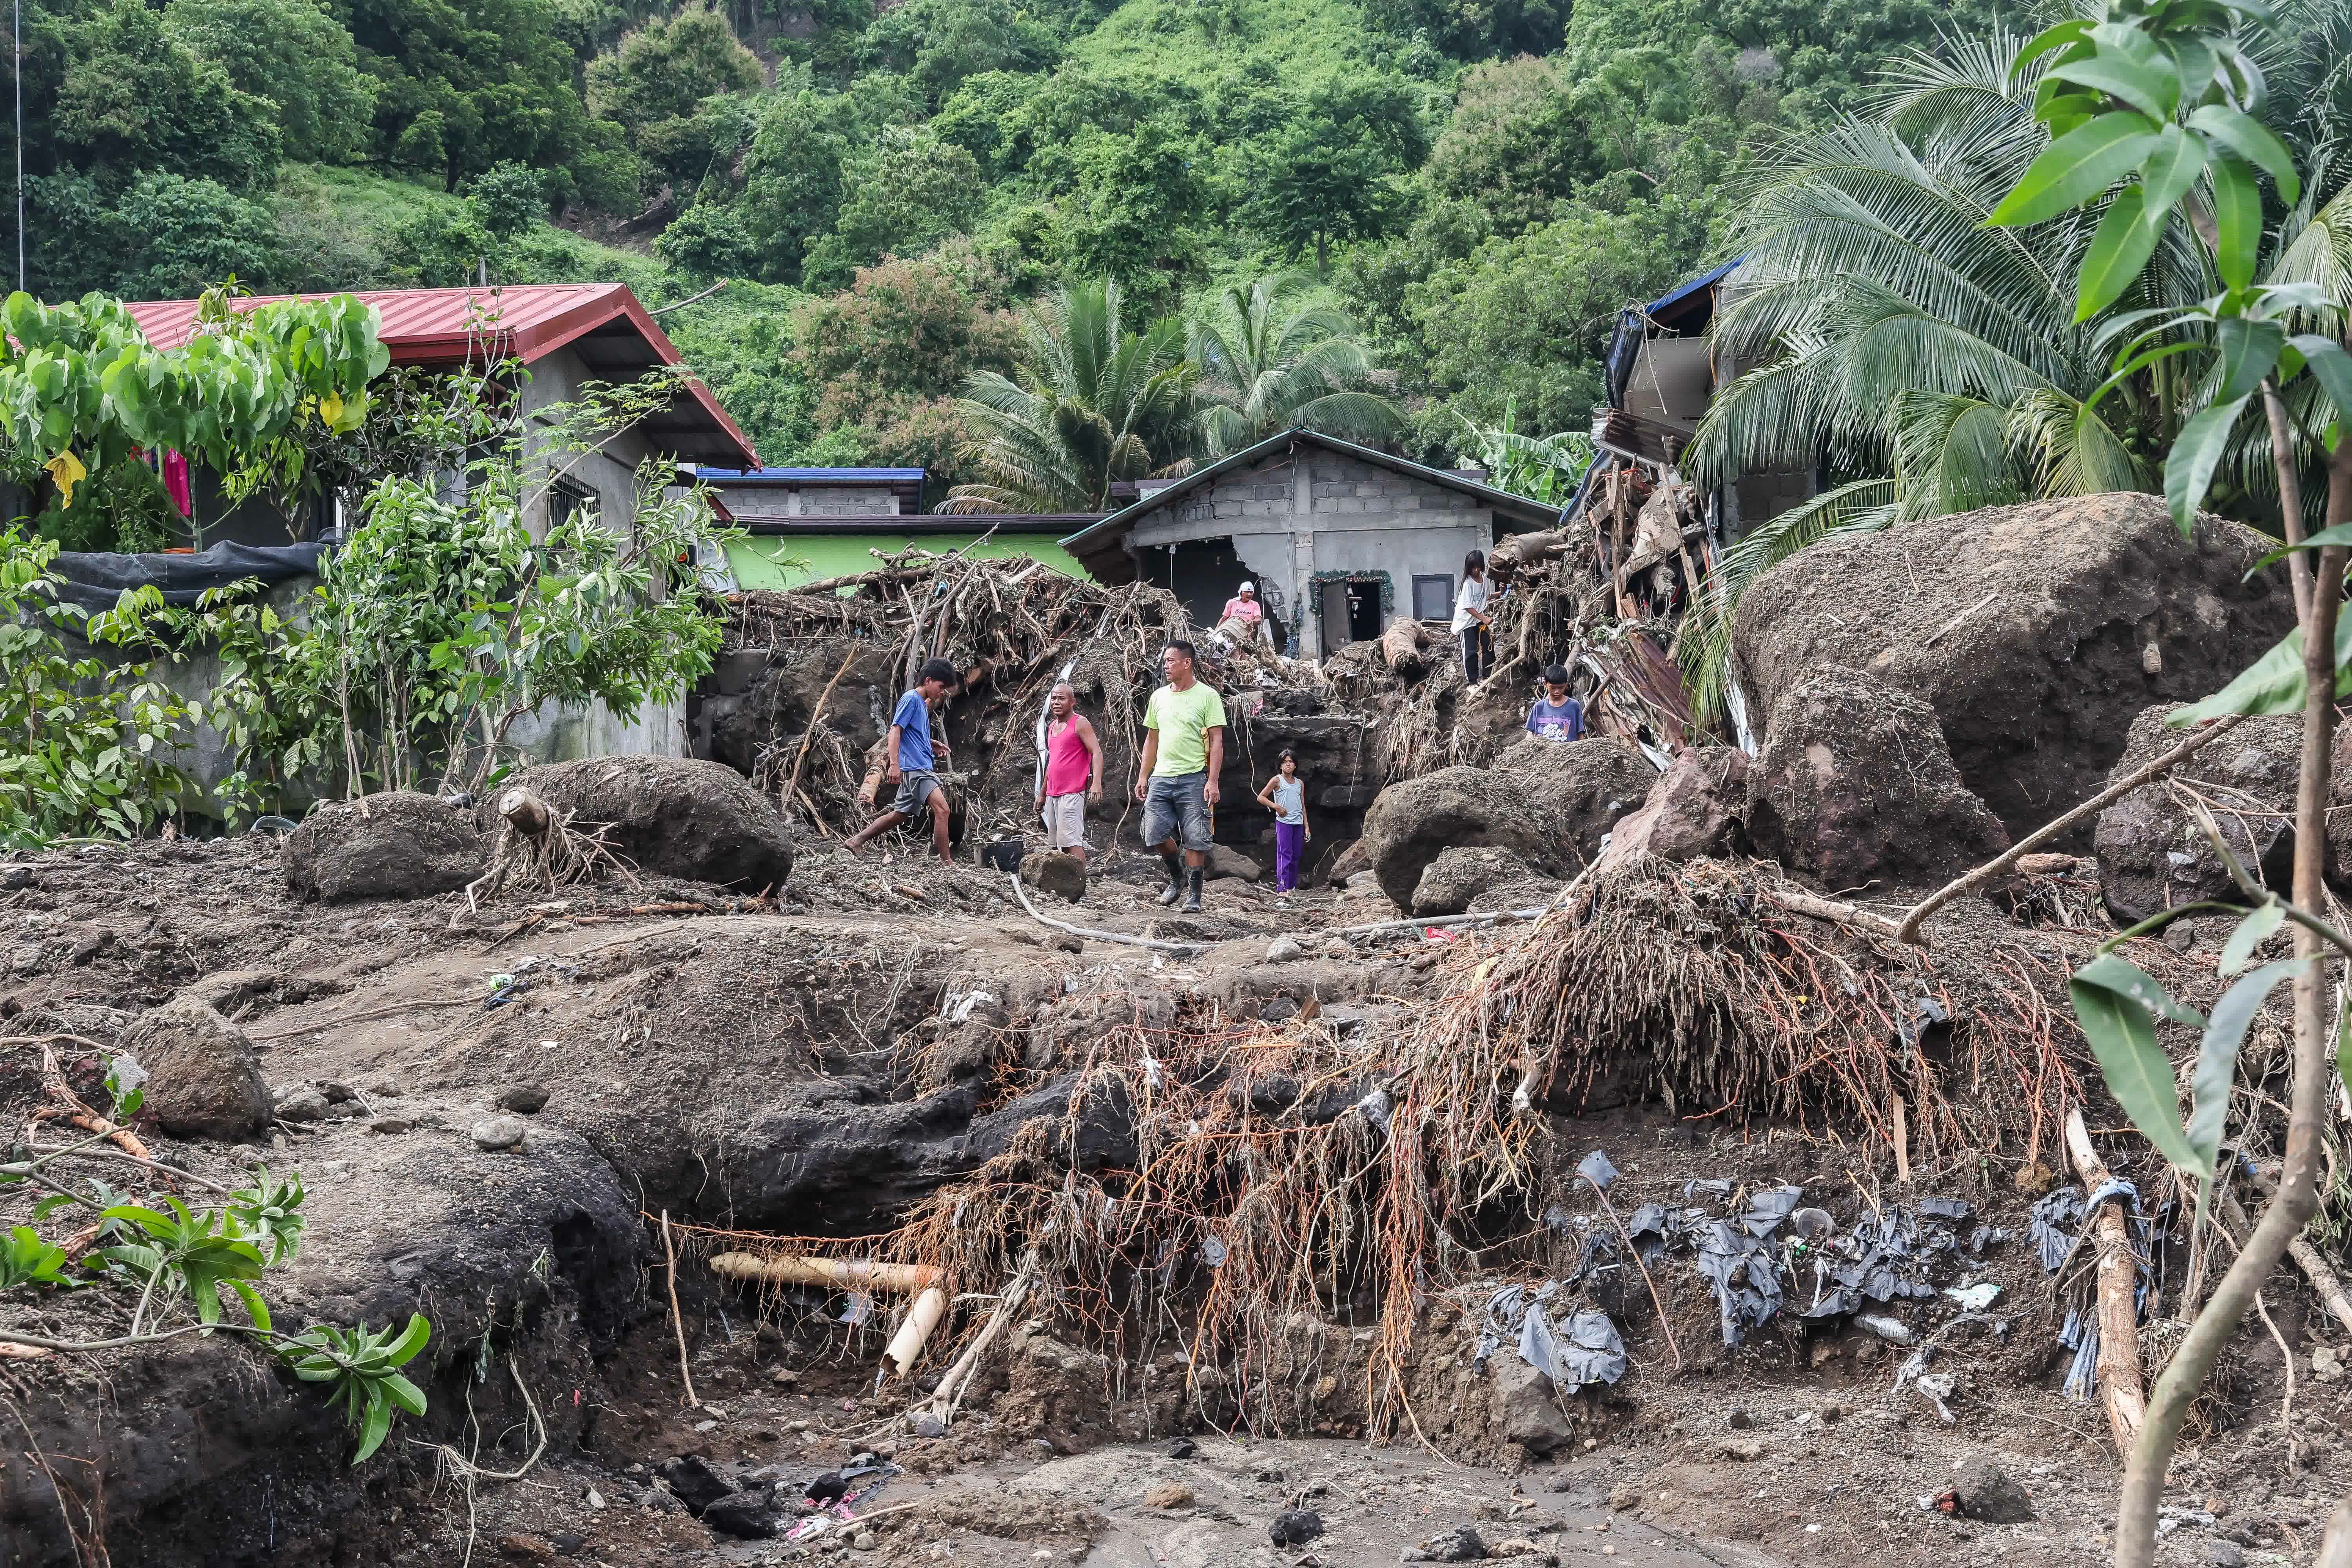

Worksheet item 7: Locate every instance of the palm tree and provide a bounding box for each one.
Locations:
[1186,273,1399,456]
[945,279,1196,514]
[1676,30,2216,718]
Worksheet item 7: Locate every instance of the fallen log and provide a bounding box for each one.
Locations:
[2066,1107,2148,1456]
[498,786,551,838]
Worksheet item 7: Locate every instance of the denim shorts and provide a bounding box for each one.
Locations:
[1141,770,1212,852]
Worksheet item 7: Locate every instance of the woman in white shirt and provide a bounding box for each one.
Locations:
[1451,550,1491,684]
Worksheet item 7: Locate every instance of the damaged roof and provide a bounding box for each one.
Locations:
[125,283,759,468]
[1058,428,1559,583]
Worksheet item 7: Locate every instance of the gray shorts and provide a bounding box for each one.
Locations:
[890,769,943,817]
[1042,791,1087,849]
[1141,771,1212,853]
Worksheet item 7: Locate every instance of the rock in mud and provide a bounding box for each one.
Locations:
[1360,766,1570,911]
[1322,836,1374,888]
[498,1083,551,1114]
[700,1489,781,1539]
[1269,1508,1324,1545]
[1492,736,1657,859]
[1020,850,1088,904]
[272,1083,330,1122]
[1412,846,1535,917]
[2092,704,2318,924]
[471,1114,529,1151]
[1745,664,2008,891]
[657,1455,736,1514]
[119,996,273,1138]
[491,756,794,892]
[1489,1356,1573,1456]
[1950,1455,2034,1522]
[1406,1524,1489,1561]
[1145,1483,1194,1509]
[1599,746,1749,866]
[1207,844,1262,882]
[282,790,485,903]
[1732,491,2294,839]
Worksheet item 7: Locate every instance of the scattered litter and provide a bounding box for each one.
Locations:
[1914,1372,1957,1423]
[1853,1315,1914,1346]
[1944,1282,2001,1310]
[1576,1149,1620,1191]
[1477,1282,1627,1391]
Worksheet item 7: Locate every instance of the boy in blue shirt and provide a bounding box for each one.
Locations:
[1526,663,1585,742]
[846,658,960,863]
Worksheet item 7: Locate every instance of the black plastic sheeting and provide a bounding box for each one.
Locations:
[1474,1280,1628,1392]
[1621,1180,2002,1347]
[48,541,326,613]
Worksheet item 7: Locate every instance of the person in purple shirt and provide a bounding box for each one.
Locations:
[1526,663,1585,742]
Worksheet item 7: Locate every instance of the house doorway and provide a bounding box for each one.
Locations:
[1318,576,1385,650]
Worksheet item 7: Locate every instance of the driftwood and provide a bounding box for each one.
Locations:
[2066,1107,2149,1455]
[1490,529,1571,571]
[2238,1164,2352,1334]
[498,786,550,837]
[1379,616,1434,680]
[1006,874,1211,952]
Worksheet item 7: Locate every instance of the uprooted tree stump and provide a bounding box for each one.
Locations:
[466,786,633,909]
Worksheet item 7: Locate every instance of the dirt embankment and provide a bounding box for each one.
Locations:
[0,817,2343,1568]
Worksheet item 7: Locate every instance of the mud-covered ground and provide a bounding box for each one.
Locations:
[0,834,2341,1568]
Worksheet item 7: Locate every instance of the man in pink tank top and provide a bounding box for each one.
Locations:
[1035,681,1105,864]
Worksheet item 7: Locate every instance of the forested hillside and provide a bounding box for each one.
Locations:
[12,0,2000,495]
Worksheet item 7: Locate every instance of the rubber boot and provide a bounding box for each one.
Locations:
[1156,851,1184,906]
[1181,865,1204,913]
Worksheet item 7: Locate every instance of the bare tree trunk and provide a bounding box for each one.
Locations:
[2262,379,2314,624]
[2112,461,2351,1565]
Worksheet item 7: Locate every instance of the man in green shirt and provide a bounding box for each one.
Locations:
[1133,639,1226,912]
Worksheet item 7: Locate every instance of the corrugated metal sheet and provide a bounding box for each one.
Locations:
[693,466,924,482]
[123,284,757,466]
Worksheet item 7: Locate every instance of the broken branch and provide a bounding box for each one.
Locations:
[1895,713,2247,944]
[2065,1107,2148,1457]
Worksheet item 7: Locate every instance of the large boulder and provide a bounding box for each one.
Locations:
[490,756,795,891]
[1492,736,1658,858]
[117,997,272,1139]
[282,791,483,903]
[1731,493,2294,840]
[2094,705,2300,923]
[1599,747,1749,868]
[1746,665,2009,892]
[1411,846,1535,917]
[1359,767,1570,910]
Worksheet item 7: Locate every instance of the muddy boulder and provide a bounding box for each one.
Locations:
[492,756,794,891]
[1746,664,2009,892]
[1599,747,1749,868]
[1021,850,1088,904]
[282,791,483,902]
[118,996,273,1138]
[1492,736,1657,858]
[1489,1356,1573,1456]
[1732,492,2294,840]
[1412,846,1536,917]
[1359,767,1570,911]
[2093,705,2303,924]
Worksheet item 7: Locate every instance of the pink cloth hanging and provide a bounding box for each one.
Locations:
[162,450,192,518]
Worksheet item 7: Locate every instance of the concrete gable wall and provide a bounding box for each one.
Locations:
[1130,448,1497,657]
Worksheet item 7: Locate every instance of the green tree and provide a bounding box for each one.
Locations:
[655,201,760,280]
[108,173,285,298]
[1361,0,1567,62]
[55,0,280,190]
[737,89,850,285]
[1052,116,1210,303]
[161,0,377,165]
[584,3,761,133]
[1243,75,1432,272]
[858,0,1060,107]
[1423,56,1596,237]
[802,138,989,292]
[795,255,1016,433]
[949,278,1196,513]
[467,161,553,237]
[1187,272,1398,454]
[342,0,606,194]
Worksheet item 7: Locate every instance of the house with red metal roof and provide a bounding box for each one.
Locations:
[123,282,757,547]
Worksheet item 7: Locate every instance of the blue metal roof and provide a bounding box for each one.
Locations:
[1640,257,1741,322]
[692,466,925,482]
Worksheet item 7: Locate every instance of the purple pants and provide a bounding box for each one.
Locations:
[1274,821,1305,891]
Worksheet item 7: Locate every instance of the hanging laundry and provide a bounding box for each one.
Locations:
[163,450,193,519]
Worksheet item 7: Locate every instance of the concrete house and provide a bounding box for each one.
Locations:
[116,283,760,766]
[1059,429,1557,657]
[124,283,759,546]
[693,466,1090,588]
